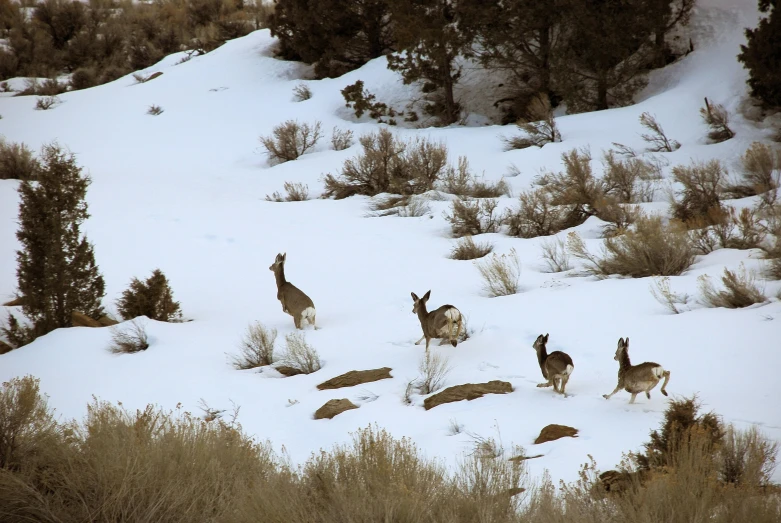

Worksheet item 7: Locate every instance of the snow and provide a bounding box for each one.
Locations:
[1,0,780,486]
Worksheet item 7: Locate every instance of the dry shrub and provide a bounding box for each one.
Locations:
[368,194,431,217]
[700,97,734,144]
[502,96,561,150]
[594,197,641,237]
[439,157,509,198]
[265,181,310,202]
[759,204,781,279]
[503,190,567,238]
[0,398,271,523]
[232,321,277,369]
[323,129,447,199]
[600,149,661,203]
[649,276,690,314]
[116,269,182,322]
[279,332,321,374]
[475,248,522,297]
[0,376,59,471]
[720,424,778,487]
[671,159,725,224]
[331,127,354,151]
[147,104,164,115]
[540,237,571,272]
[416,351,452,395]
[539,148,601,227]
[108,318,150,354]
[450,236,494,260]
[639,112,680,152]
[292,83,312,101]
[260,120,323,164]
[34,96,60,110]
[0,138,39,180]
[444,198,500,237]
[725,142,781,205]
[698,264,767,309]
[688,206,766,254]
[567,215,695,277]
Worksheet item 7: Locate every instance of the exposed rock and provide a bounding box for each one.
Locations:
[314,399,358,420]
[2,296,25,306]
[0,340,13,355]
[275,365,304,377]
[423,381,513,410]
[508,454,544,462]
[97,315,119,327]
[146,72,163,81]
[71,311,101,327]
[534,424,579,444]
[317,367,392,390]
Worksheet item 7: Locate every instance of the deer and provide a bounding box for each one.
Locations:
[268,252,316,329]
[410,291,463,353]
[603,337,670,404]
[532,333,574,396]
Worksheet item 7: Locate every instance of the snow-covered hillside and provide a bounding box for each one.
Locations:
[1,0,779,486]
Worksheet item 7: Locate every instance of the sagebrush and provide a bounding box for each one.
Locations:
[232,322,277,369]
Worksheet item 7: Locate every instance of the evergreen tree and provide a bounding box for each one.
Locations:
[387,0,472,125]
[739,0,781,108]
[461,0,565,120]
[11,143,105,339]
[269,0,394,78]
[643,0,695,68]
[560,0,653,112]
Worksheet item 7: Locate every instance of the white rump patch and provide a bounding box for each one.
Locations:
[301,307,316,325]
[565,364,574,376]
[444,307,461,322]
[653,366,665,379]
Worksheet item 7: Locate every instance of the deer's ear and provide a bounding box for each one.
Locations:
[544,333,549,342]
[625,337,629,347]
[411,292,419,301]
[422,290,431,301]
[281,252,287,261]
[618,337,625,348]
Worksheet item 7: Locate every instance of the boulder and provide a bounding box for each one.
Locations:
[534,424,579,444]
[314,399,358,420]
[423,380,512,410]
[71,311,101,327]
[275,365,304,377]
[97,315,119,327]
[146,72,163,81]
[317,367,392,390]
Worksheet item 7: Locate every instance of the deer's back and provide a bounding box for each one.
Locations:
[545,351,574,376]
[622,361,663,389]
[280,282,314,313]
[427,305,459,334]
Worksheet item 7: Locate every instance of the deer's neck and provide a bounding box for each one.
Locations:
[536,345,548,371]
[416,305,429,327]
[273,266,287,290]
[618,352,632,374]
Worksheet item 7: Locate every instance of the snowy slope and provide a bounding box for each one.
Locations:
[1,0,780,485]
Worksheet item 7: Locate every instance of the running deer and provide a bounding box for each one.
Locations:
[269,253,316,329]
[603,337,670,404]
[410,291,463,352]
[532,333,574,396]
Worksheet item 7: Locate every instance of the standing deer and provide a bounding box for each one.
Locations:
[269,253,316,329]
[410,291,463,352]
[603,337,670,404]
[532,333,574,396]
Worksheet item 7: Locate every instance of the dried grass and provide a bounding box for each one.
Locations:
[698,264,767,308]
[232,321,277,369]
[475,248,522,297]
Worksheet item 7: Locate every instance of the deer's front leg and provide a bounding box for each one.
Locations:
[603,384,622,400]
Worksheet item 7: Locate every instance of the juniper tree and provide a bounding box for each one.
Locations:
[645,0,695,68]
[738,0,781,108]
[9,143,105,341]
[560,0,653,112]
[269,0,394,78]
[387,0,472,125]
[461,0,565,120]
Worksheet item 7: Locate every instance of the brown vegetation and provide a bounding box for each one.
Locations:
[116,269,182,322]
[260,120,323,164]
[698,264,767,309]
[0,139,39,181]
[450,236,494,260]
[232,321,277,369]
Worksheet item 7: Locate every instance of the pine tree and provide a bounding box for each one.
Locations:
[387,0,472,125]
[269,0,394,78]
[560,0,653,112]
[461,0,565,120]
[644,0,695,69]
[11,143,105,339]
[739,0,781,108]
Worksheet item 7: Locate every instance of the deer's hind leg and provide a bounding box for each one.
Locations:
[537,380,553,388]
[294,314,302,329]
